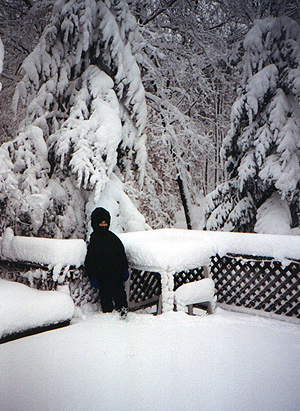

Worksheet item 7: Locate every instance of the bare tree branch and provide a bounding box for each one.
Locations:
[142,0,180,25]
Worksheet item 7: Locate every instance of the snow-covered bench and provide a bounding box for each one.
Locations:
[0,228,86,270]
[0,279,75,343]
[175,278,217,315]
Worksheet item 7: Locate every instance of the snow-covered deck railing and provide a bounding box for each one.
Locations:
[1,228,86,269]
[0,228,97,307]
[120,229,300,271]
[1,228,300,319]
[120,229,300,318]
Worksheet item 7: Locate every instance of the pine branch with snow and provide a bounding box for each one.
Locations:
[205,16,300,234]
[0,0,148,238]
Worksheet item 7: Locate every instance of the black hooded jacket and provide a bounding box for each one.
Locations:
[84,208,128,285]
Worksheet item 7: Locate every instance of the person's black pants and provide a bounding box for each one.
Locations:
[99,280,128,313]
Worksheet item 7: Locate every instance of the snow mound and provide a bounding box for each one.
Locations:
[0,279,74,340]
[1,228,86,267]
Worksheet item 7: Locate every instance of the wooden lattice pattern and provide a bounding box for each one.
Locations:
[210,254,300,318]
[0,260,50,289]
[128,269,161,311]
[68,276,99,306]
[127,268,206,311]
[0,260,99,307]
[174,267,205,291]
[2,254,300,318]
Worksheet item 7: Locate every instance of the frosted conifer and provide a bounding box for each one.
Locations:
[0,0,148,237]
[205,17,300,234]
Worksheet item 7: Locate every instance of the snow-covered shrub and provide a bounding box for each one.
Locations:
[205,17,300,234]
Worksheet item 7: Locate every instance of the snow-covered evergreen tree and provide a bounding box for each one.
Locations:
[0,0,148,238]
[205,16,300,234]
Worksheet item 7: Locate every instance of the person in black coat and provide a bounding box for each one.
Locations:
[85,207,129,316]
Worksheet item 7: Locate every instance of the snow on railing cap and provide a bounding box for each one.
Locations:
[2,227,300,273]
[1,228,86,268]
[120,228,300,273]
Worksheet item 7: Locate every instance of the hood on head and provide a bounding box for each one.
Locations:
[91,207,111,230]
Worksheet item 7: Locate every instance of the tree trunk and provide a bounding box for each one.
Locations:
[177,175,192,229]
[204,157,208,196]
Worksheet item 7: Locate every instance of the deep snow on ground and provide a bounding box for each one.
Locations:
[1,309,299,411]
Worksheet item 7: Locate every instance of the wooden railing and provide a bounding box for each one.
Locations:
[0,260,99,308]
[127,269,161,312]
[1,252,299,320]
[211,254,300,319]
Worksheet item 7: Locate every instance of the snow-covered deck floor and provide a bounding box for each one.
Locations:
[1,309,299,411]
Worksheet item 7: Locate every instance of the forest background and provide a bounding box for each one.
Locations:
[0,0,300,238]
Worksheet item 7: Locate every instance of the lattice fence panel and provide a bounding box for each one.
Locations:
[174,267,205,291]
[128,269,161,310]
[128,268,206,311]
[0,260,99,307]
[210,254,300,318]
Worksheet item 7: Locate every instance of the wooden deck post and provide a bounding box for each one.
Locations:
[160,270,175,313]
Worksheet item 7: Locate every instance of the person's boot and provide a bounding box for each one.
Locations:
[119,307,128,320]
